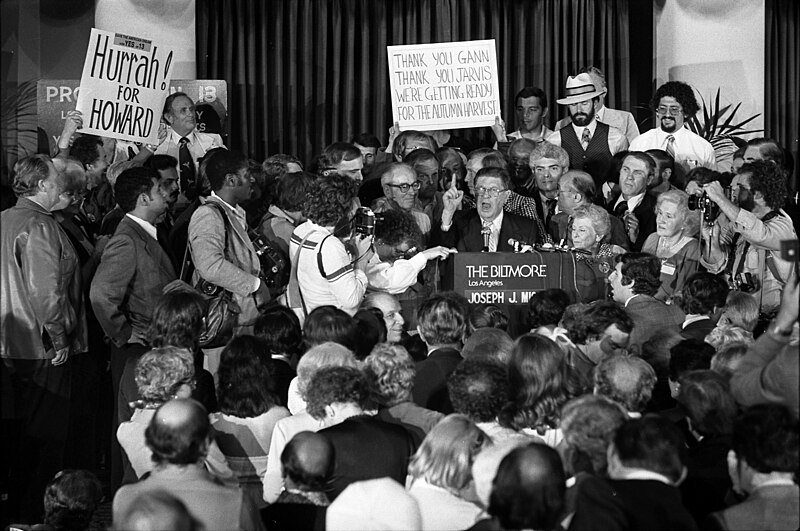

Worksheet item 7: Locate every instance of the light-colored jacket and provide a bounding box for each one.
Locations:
[1,198,87,359]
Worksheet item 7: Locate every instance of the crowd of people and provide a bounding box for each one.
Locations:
[1,66,798,530]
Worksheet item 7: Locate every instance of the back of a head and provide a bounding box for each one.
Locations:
[274,170,314,212]
[352,308,387,360]
[303,365,368,420]
[115,490,198,531]
[732,404,799,475]
[408,413,490,492]
[594,355,657,414]
[720,291,759,332]
[489,444,566,531]
[617,253,662,296]
[448,359,509,422]
[560,395,627,476]
[680,272,730,316]
[611,415,685,484]
[115,166,159,213]
[148,288,206,350]
[467,304,509,335]
[327,478,421,531]
[255,305,303,357]
[217,335,278,417]
[669,339,714,381]
[461,327,514,365]
[676,370,737,437]
[295,341,358,396]
[107,160,139,189]
[134,346,195,403]
[528,288,570,329]
[303,305,359,351]
[145,398,211,466]
[363,343,415,406]
[43,469,103,531]
[416,293,467,346]
[746,137,786,168]
[566,301,633,346]
[705,324,753,352]
[281,431,334,490]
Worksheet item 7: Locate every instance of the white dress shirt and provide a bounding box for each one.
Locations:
[629,126,716,169]
[125,213,158,240]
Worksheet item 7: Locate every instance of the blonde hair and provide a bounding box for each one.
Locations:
[134,347,194,403]
[363,344,415,406]
[296,342,359,398]
[408,414,491,494]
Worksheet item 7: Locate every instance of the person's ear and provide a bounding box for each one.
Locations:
[542,107,549,118]
[175,383,192,399]
[606,444,622,479]
[646,172,656,187]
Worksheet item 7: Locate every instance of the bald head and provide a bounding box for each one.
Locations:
[282,431,333,490]
[145,399,210,465]
[593,356,656,414]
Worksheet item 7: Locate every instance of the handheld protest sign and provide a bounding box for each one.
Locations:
[387,39,501,132]
[75,28,175,144]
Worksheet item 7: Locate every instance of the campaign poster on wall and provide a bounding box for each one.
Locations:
[387,39,501,131]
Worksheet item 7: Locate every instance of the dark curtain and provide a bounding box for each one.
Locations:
[197,0,630,165]
[765,0,799,189]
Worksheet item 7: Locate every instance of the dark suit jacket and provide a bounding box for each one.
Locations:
[550,210,630,249]
[433,210,538,252]
[90,216,177,347]
[624,294,685,353]
[607,192,657,251]
[680,434,732,525]
[681,318,716,342]
[568,475,698,531]
[319,415,417,501]
[412,347,463,413]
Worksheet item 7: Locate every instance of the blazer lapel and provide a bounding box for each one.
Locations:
[123,218,176,278]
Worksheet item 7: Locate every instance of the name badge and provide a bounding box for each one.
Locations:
[661,261,676,276]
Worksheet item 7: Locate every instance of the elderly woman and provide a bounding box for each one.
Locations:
[286,174,371,319]
[262,342,359,503]
[570,203,626,298]
[211,336,290,508]
[641,189,701,302]
[365,344,444,437]
[116,346,232,482]
[407,414,491,530]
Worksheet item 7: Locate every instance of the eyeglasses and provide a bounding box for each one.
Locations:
[475,186,508,198]
[656,105,683,116]
[387,181,421,193]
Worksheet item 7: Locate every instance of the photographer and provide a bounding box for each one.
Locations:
[365,209,454,294]
[700,161,796,314]
[286,174,371,318]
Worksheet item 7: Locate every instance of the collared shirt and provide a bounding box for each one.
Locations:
[210,191,248,232]
[614,191,646,215]
[629,126,716,169]
[481,210,504,252]
[618,469,674,486]
[546,118,628,154]
[506,125,552,143]
[125,213,158,240]
[624,293,640,308]
[682,314,710,329]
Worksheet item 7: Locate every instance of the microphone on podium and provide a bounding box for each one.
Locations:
[481,225,491,252]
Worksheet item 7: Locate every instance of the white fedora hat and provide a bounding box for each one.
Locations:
[556,73,605,105]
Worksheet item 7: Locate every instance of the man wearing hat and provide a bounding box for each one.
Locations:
[556,67,640,144]
[546,73,628,198]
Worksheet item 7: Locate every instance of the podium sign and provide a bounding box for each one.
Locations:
[452,252,598,306]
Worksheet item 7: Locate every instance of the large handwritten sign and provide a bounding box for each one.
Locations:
[38,79,227,154]
[75,29,175,144]
[451,252,601,306]
[387,40,501,131]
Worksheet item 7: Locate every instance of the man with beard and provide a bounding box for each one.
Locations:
[629,81,716,174]
[434,167,537,252]
[700,160,796,314]
[491,86,551,145]
[372,163,432,237]
[547,73,628,193]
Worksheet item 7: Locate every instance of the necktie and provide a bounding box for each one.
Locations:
[665,135,676,159]
[613,200,628,219]
[545,198,557,227]
[581,128,591,150]
[179,137,196,198]
[481,220,492,252]
[565,216,574,246]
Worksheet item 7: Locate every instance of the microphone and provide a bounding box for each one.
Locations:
[482,225,491,252]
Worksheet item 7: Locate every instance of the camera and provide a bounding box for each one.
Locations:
[352,207,384,236]
[729,272,759,293]
[688,192,722,224]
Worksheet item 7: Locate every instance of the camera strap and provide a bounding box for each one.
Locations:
[728,210,782,281]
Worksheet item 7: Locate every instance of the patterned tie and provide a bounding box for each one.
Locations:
[613,200,628,219]
[178,137,196,198]
[665,135,676,159]
[581,128,591,150]
[481,220,492,252]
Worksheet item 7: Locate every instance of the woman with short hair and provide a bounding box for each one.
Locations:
[571,203,627,299]
[407,414,490,530]
[641,189,701,302]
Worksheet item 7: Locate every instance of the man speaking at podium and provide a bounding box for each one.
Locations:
[433,167,538,252]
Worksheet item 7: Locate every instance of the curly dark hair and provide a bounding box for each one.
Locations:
[668,339,714,380]
[69,134,103,167]
[650,81,700,118]
[679,272,729,316]
[43,470,103,531]
[528,289,570,328]
[304,366,369,420]
[373,208,422,248]
[217,335,279,418]
[149,289,207,351]
[499,334,570,433]
[467,304,509,335]
[274,170,314,212]
[302,173,358,226]
[255,305,302,358]
[739,160,789,210]
[732,404,799,475]
[616,253,662,296]
[303,305,359,352]
[565,301,633,345]
[448,360,508,422]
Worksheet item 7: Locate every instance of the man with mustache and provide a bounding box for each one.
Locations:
[547,73,628,197]
[629,81,716,175]
[700,160,796,314]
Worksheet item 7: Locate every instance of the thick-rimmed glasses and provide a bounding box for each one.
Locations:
[387,181,421,193]
[475,186,508,198]
[656,105,683,116]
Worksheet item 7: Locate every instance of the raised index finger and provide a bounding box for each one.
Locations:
[450,174,457,190]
